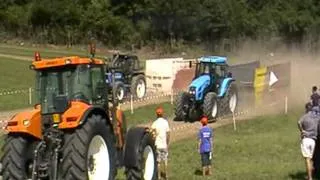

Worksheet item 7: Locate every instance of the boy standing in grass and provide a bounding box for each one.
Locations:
[151,106,170,180]
[198,116,213,176]
[298,106,320,180]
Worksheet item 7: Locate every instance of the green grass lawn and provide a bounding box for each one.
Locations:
[0,58,34,90]
[164,112,306,180]
[114,111,310,180]
[0,44,109,60]
[0,58,35,111]
[0,44,88,57]
[124,102,173,128]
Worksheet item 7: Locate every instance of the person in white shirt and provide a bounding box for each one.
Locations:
[151,106,170,180]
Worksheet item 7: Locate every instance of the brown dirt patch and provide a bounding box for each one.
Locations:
[172,67,195,91]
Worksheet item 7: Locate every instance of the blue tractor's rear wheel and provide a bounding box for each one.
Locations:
[203,92,219,122]
[222,83,238,115]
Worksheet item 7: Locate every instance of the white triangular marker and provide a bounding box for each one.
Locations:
[269,71,278,86]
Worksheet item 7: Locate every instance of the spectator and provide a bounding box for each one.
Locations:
[298,106,320,180]
[198,116,213,176]
[313,106,320,177]
[310,86,320,107]
[306,102,313,113]
[151,106,170,180]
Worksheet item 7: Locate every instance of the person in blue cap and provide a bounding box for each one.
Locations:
[298,106,320,180]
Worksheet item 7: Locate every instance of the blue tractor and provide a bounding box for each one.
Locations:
[105,53,146,102]
[174,56,238,122]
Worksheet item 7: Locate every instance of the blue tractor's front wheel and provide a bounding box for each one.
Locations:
[174,92,189,121]
[203,92,219,122]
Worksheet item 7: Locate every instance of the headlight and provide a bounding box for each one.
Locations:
[189,87,196,95]
[23,119,30,126]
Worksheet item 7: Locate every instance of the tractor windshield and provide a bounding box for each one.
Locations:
[35,65,92,114]
[195,62,217,77]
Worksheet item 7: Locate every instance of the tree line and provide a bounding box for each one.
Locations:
[1,0,320,50]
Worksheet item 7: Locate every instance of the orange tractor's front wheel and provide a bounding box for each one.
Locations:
[59,113,117,180]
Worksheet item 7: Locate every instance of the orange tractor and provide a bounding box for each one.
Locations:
[0,48,157,180]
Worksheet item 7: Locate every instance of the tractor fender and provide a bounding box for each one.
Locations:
[79,106,112,127]
[5,109,42,139]
[123,127,149,168]
[218,78,235,97]
[58,102,112,130]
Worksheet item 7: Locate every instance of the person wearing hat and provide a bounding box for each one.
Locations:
[298,106,320,180]
[198,116,214,176]
[151,106,170,180]
[310,86,320,107]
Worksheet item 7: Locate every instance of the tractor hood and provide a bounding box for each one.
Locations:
[189,75,211,100]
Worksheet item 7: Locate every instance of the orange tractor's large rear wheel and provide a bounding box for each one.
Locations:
[60,114,117,180]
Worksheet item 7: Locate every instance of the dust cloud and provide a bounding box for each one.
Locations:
[229,40,320,116]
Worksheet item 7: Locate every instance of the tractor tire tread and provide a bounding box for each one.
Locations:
[203,92,218,121]
[174,92,189,121]
[131,74,146,99]
[125,133,157,180]
[221,82,238,115]
[1,135,29,180]
[60,114,116,180]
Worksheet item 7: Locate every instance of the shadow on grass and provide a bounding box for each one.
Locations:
[289,171,307,180]
[173,116,198,123]
[194,169,202,176]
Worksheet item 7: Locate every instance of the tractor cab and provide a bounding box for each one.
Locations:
[195,56,229,78]
[109,54,142,71]
[190,56,231,99]
[31,55,108,118]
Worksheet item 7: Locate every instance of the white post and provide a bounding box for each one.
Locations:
[232,112,237,131]
[285,95,288,114]
[170,89,174,105]
[130,94,134,114]
[28,87,32,105]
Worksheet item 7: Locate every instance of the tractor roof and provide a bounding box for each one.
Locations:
[198,56,227,64]
[31,55,104,70]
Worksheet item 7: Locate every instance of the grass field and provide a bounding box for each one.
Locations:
[0,58,34,90]
[0,58,35,110]
[163,111,308,180]
[118,110,310,180]
[0,44,92,58]
[124,102,173,128]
